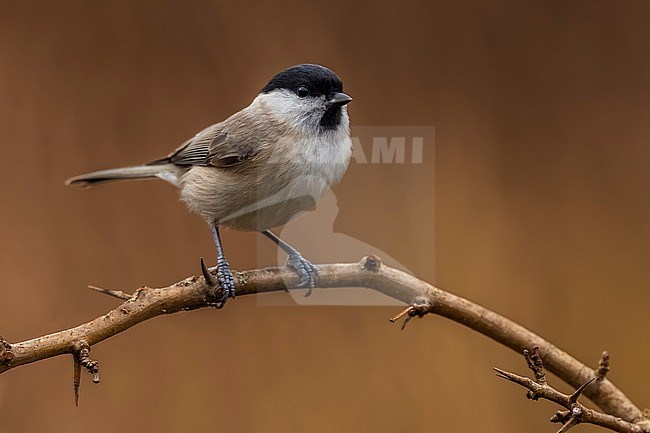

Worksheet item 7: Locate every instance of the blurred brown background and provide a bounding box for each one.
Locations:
[0,1,648,432]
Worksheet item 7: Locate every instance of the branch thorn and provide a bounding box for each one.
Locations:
[569,378,595,405]
[88,285,132,300]
[200,257,217,287]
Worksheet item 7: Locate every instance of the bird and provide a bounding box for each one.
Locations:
[66,64,353,307]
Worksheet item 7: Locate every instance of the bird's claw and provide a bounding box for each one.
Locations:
[200,257,235,307]
[286,253,318,296]
[216,257,236,300]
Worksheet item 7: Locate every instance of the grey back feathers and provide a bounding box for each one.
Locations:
[152,107,283,169]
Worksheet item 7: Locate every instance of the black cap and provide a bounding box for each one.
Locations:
[261,64,344,97]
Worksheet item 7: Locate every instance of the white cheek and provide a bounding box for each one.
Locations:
[254,91,322,130]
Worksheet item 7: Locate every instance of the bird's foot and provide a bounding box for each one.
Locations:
[286,253,318,296]
[200,257,235,307]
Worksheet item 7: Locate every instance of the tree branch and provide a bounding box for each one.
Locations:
[495,347,644,433]
[0,256,647,431]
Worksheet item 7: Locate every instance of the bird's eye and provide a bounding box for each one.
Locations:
[296,86,310,97]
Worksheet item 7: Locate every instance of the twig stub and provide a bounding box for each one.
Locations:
[73,341,100,406]
[597,351,611,381]
[388,302,431,330]
[361,255,382,271]
[0,336,14,364]
[524,345,547,385]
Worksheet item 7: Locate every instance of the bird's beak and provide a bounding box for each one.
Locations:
[328,92,353,107]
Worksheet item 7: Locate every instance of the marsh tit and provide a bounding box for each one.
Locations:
[67,64,353,306]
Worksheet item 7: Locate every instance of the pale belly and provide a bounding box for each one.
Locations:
[179,166,333,231]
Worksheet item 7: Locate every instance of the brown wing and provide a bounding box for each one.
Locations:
[149,119,261,168]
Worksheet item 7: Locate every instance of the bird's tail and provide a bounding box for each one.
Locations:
[65,164,179,187]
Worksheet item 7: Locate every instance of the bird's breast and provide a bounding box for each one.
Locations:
[179,132,351,231]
